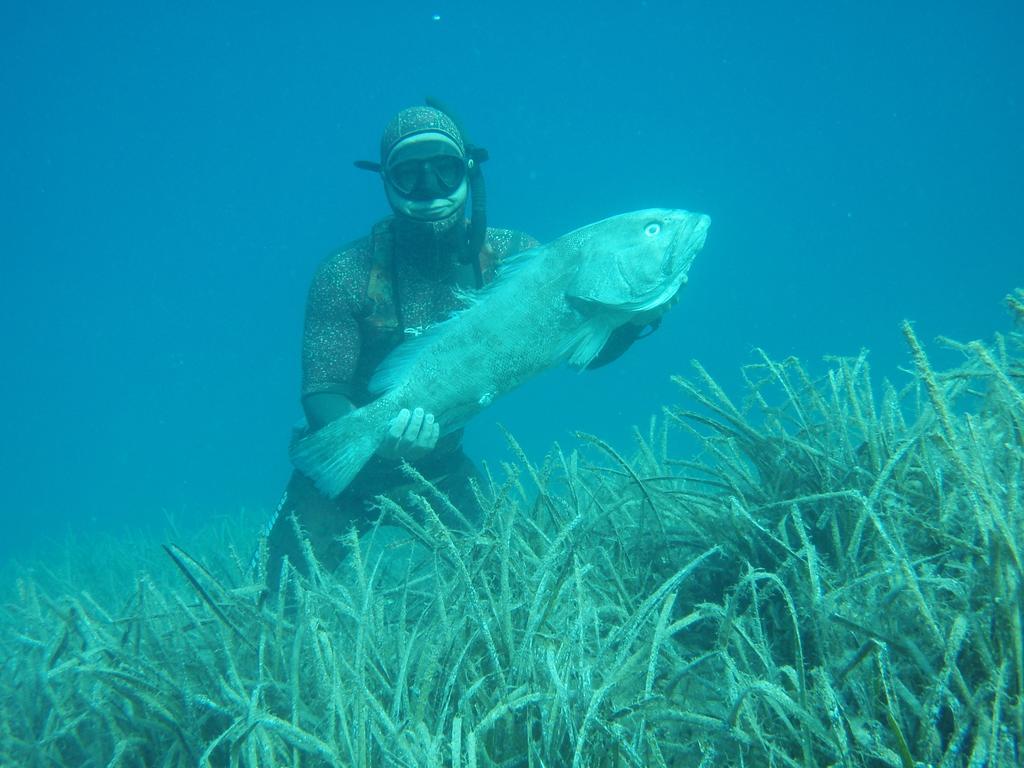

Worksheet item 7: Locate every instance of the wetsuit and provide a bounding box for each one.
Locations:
[266,217,538,580]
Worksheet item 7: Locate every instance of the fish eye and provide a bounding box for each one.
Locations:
[644,222,661,237]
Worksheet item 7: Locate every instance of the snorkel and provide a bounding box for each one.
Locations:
[462,141,488,266]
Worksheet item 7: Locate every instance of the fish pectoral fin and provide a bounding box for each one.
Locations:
[562,320,617,369]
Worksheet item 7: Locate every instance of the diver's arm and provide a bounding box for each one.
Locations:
[302,391,355,432]
[585,290,681,370]
[299,245,439,461]
[585,323,654,370]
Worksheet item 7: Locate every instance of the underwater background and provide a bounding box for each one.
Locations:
[1,1,1020,561]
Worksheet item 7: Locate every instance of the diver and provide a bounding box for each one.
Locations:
[263,103,662,587]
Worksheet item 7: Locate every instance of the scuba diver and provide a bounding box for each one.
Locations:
[264,103,661,586]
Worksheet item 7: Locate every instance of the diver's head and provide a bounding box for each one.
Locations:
[379,106,468,231]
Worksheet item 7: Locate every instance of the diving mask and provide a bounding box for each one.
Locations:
[384,135,467,200]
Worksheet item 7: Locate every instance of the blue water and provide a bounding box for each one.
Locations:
[1,1,1020,560]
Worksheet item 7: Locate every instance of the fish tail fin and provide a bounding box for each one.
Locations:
[289,407,382,498]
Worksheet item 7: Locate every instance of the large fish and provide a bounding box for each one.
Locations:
[291,208,711,497]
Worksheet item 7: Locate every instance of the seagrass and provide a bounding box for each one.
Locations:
[2,292,1022,766]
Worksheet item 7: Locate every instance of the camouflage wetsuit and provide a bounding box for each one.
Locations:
[266,216,539,578]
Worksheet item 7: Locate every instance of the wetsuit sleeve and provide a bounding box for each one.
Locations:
[301,255,363,401]
[488,229,540,260]
[585,320,659,369]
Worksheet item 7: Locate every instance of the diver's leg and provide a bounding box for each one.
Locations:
[266,470,349,587]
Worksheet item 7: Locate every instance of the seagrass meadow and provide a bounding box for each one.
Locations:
[3,292,1023,767]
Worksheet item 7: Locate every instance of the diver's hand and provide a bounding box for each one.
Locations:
[378,407,440,461]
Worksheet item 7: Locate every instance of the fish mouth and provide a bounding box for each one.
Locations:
[627,214,708,312]
[672,212,711,253]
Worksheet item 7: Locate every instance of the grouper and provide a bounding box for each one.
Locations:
[291,208,711,498]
